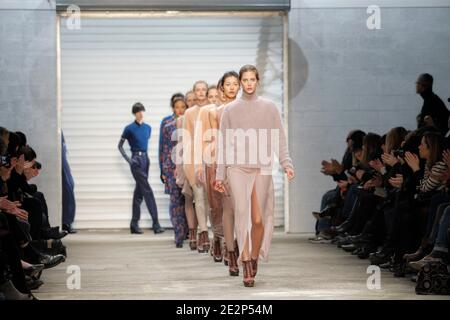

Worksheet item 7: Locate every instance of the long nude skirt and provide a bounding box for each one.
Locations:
[226,166,275,264]
[205,164,224,239]
[190,183,209,232]
[222,178,236,252]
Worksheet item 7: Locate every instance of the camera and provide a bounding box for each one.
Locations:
[393,149,405,159]
[347,167,357,177]
[360,169,378,184]
[0,155,11,167]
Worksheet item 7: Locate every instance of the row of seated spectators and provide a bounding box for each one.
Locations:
[310,74,450,295]
[0,127,68,300]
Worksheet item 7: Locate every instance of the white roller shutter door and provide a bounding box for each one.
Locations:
[60,14,286,229]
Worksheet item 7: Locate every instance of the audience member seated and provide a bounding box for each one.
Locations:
[0,127,68,300]
[310,73,450,295]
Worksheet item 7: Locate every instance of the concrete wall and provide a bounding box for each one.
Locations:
[0,0,60,226]
[288,1,450,232]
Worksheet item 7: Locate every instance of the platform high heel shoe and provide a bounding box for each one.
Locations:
[197,231,205,253]
[201,231,210,254]
[242,260,255,287]
[212,237,223,262]
[189,229,197,251]
[228,250,239,276]
[251,258,258,277]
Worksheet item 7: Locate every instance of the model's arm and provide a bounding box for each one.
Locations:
[208,107,219,164]
[273,106,294,171]
[216,108,230,181]
[183,111,193,167]
[194,107,212,175]
[118,138,132,165]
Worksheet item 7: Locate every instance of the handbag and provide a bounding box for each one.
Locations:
[415,262,450,295]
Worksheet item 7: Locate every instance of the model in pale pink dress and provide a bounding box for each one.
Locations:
[195,72,241,275]
[215,65,295,287]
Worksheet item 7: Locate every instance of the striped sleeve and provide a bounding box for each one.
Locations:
[420,161,448,193]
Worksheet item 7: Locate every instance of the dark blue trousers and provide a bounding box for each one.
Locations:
[130,153,159,227]
[62,145,76,226]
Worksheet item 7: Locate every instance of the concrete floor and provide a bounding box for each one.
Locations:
[34,229,450,300]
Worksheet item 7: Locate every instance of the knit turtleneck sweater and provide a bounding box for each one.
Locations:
[215,91,293,181]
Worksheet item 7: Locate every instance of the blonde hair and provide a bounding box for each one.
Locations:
[192,80,208,91]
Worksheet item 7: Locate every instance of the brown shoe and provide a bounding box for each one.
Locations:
[242,260,254,287]
[251,258,258,277]
[189,229,197,251]
[213,237,223,262]
[197,231,205,253]
[228,250,239,276]
[403,246,427,262]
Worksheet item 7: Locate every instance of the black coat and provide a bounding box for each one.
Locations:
[417,88,449,136]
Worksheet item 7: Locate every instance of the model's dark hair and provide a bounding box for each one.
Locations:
[218,71,239,91]
[170,92,184,105]
[131,102,146,114]
[171,97,186,109]
[239,65,259,81]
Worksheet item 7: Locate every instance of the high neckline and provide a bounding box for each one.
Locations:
[196,100,210,108]
[241,91,258,101]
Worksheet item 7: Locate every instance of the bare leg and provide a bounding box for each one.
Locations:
[223,195,235,251]
[184,194,197,229]
[241,232,251,262]
[250,183,264,260]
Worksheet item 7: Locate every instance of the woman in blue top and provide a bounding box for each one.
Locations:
[118,102,164,234]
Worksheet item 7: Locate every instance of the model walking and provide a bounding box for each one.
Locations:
[215,65,295,287]
[183,81,212,253]
[196,72,241,275]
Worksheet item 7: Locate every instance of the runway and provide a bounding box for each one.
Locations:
[35,229,449,300]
